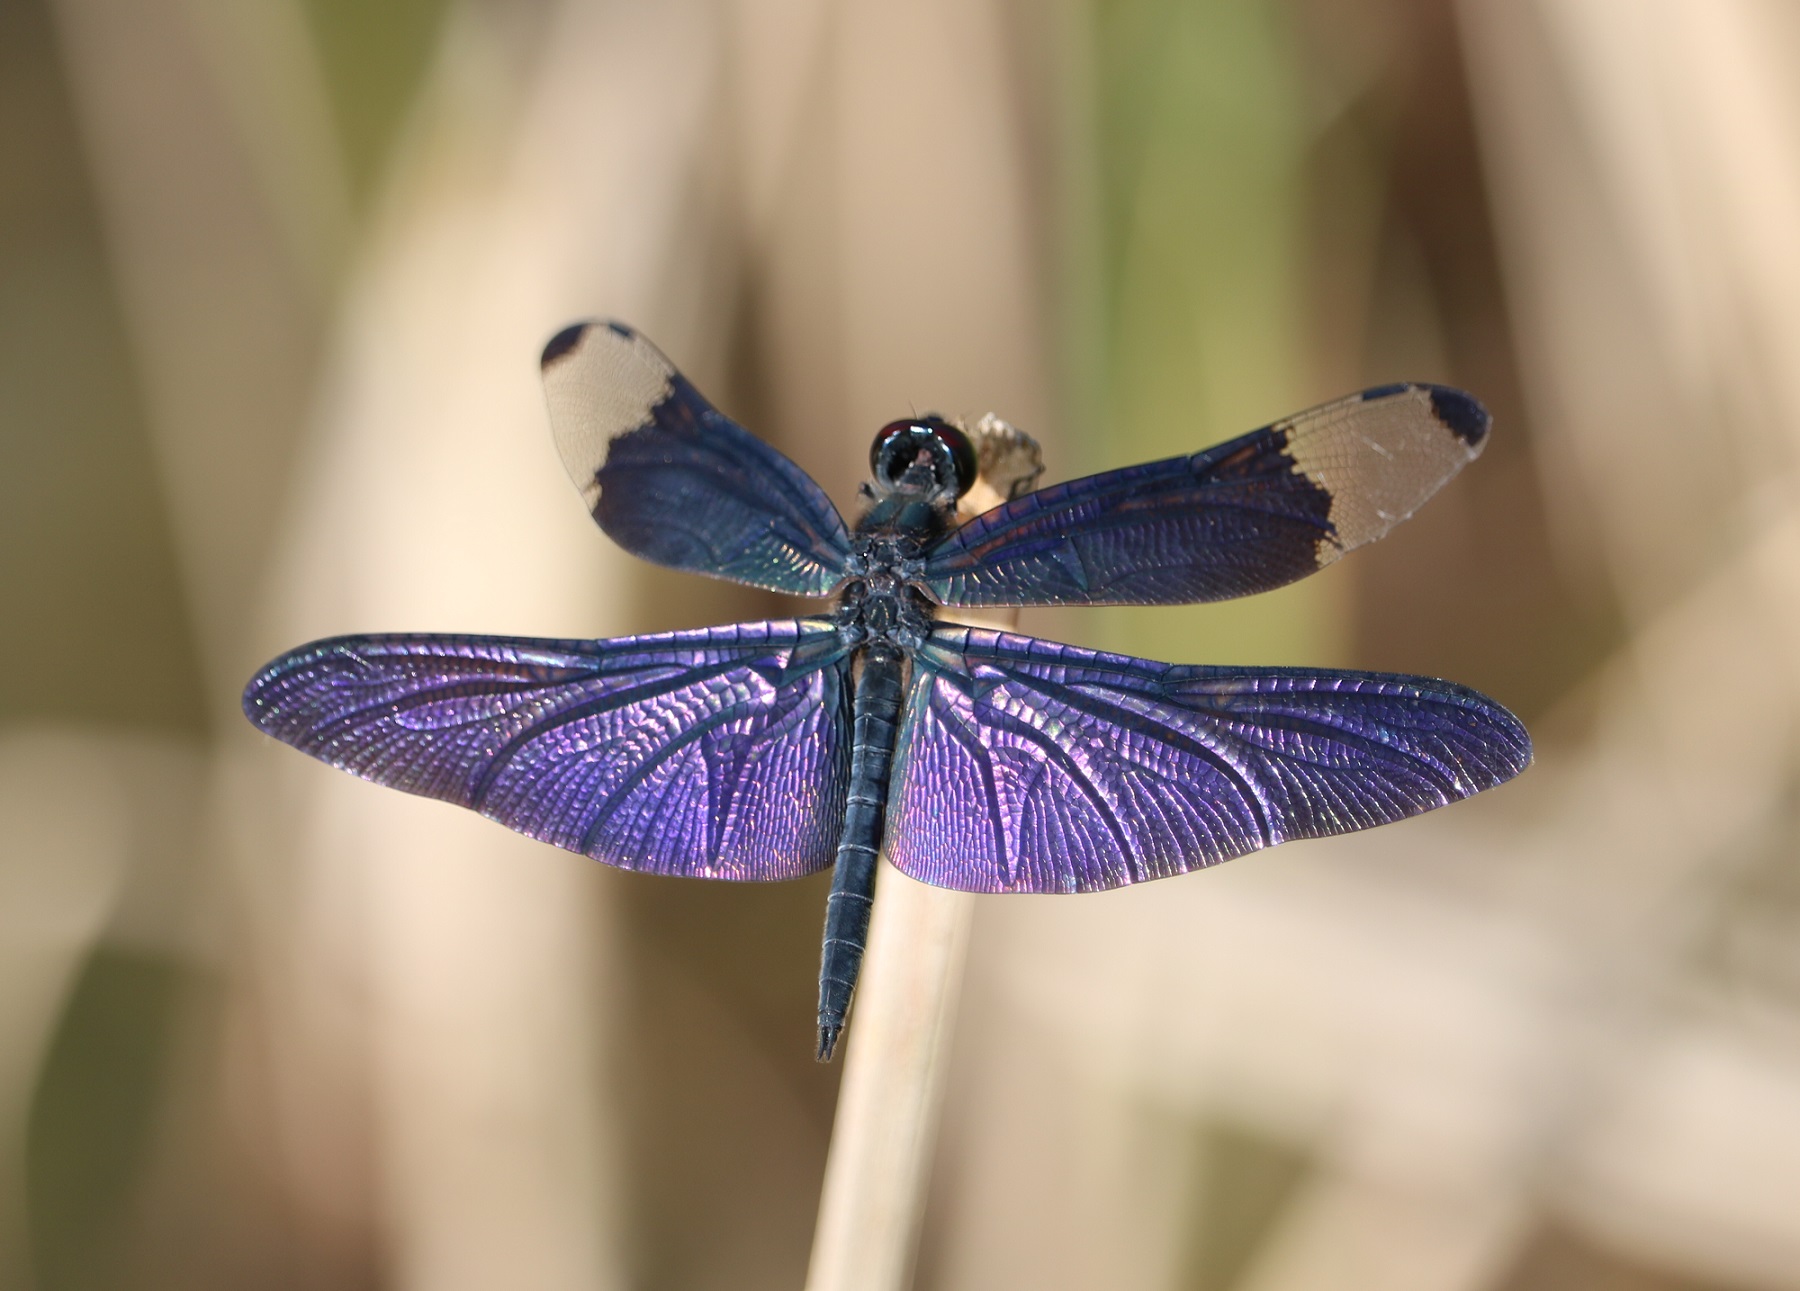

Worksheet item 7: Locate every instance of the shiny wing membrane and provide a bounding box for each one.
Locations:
[243,621,853,880]
[922,384,1490,606]
[541,320,852,596]
[886,626,1530,894]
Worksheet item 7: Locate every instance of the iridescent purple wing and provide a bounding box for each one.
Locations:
[541,320,852,597]
[886,626,1530,893]
[921,384,1489,606]
[243,620,853,880]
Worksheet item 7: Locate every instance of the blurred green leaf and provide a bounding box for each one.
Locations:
[27,948,186,1291]
[1177,1118,1310,1291]
[0,0,208,734]
[298,0,453,204]
[1085,0,1339,667]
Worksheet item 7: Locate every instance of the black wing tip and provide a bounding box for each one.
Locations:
[542,319,644,369]
[541,322,590,369]
[1423,385,1491,447]
[1357,382,1491,449]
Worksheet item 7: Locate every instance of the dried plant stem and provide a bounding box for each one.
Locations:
[804,870,975,1291]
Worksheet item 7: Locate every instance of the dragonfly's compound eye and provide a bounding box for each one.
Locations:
[870,417,978,498]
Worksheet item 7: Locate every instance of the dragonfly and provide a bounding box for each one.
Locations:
[243,320,1531,1061]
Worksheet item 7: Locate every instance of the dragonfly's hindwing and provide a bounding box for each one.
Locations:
[243,620,854,880]
[886,626,1530,893]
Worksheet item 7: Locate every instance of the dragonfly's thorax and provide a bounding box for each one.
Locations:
[839,517,944,649]
[835,581,935,650]
[835,561,936,651]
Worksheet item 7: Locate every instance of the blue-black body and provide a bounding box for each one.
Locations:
[241,319,1533,1063]
[818,458,960,1058]
[819,644,902,1061]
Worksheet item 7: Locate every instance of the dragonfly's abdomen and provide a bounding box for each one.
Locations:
[816,641,906,1061]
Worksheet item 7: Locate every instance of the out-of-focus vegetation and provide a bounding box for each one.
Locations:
[5,1,1799,1288]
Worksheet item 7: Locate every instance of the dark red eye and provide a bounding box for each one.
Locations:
[869,416,978,497]
[933,420,978,497]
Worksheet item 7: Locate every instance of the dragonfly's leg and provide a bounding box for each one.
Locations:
[817,642,905,1061]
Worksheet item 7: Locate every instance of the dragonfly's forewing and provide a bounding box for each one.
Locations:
[885,625,1530,893]
[243,620,853,880]
[542,321,852,596]
[921,383,1489,607]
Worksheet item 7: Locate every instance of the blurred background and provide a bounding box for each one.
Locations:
[5,0,1800,1287]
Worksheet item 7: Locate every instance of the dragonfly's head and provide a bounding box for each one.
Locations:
[870,416,978,503]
